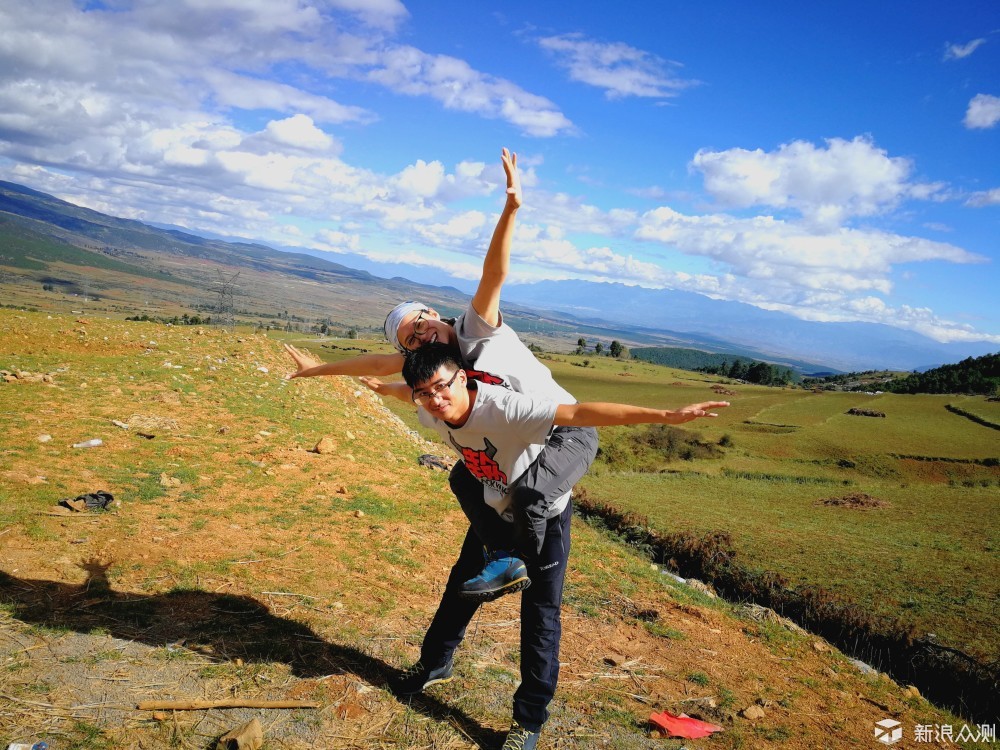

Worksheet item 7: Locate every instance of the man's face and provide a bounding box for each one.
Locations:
[396,308,455,351]
[412,364,468,421]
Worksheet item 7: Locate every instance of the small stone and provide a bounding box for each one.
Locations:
[159,473,181,488]
[354,510,364,518]
[38,434,52,443]
[314,437,338,454]
[741,704,765,720]
[152,711,169,721]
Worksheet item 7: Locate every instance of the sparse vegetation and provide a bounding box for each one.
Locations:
[0,310,992,747]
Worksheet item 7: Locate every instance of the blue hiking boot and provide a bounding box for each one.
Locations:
[501,721,540,750]
[458,551,530,602]
[392,656,454,696]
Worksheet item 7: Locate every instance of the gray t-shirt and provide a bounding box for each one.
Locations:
[418,382,569,520]
[455,301,576,403]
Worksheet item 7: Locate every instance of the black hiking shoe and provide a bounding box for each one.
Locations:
[392,657,454,695]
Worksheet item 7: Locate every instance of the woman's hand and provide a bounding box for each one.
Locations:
[283,343,322,379]
[502,147,521,211]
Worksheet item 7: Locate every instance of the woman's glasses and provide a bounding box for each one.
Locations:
[404,309,431,350]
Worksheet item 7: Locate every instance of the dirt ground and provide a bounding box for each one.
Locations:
[0,311,984,749]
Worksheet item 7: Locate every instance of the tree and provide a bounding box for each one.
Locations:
[347,328,358,340]
[594,342,604,355]
[608,340,631,360]
[577,337,587,349]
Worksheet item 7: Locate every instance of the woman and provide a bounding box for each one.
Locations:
[286,147,598,575]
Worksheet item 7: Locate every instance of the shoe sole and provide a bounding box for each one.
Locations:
[457,576,531,602]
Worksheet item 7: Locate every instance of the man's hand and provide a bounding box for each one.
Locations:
[667,400,730,424]
[284,343,322,379]
[502,147,521,211]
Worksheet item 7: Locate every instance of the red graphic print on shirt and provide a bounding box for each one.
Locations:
[449,435,508,489]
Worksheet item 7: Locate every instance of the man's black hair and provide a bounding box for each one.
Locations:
[402,341,464,388]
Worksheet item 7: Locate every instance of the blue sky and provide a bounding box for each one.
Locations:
[1,0,998,344]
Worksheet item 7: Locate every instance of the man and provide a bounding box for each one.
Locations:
[396,342,728,750]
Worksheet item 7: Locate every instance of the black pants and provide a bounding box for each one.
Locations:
[419,500,572,732]
[417,426,598,731]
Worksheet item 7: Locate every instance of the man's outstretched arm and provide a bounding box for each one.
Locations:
[554,400,729,427]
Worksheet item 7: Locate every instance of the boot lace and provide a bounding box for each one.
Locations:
[501,723,533,750]
[399,661,426,680]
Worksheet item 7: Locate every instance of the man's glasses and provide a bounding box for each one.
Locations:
[412,369,461,406]
[404,309,431,350]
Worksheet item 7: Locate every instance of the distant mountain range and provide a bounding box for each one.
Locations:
[499,281,997,373]
[2,179,995,373]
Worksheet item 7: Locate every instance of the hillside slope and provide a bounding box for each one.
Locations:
[0,311,977,749]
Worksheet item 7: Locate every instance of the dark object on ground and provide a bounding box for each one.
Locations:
[847,408,886,417]
[818,492,890,510]
[418,454,455,471]
[58,491,114,512]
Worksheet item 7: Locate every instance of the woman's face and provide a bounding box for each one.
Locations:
[396,308,454,351]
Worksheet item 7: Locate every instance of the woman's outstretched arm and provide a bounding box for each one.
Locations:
[284,344,404,379]
[470,147,521,328]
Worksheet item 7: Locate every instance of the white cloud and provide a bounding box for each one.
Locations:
[263,114,336,152]
[202,71,374,125]
[314,229,361,252]
[635,205,985,297]
[944,38,987,60]
[326,0,409,31]
[966,187,1000,207]
[366,46,574,137]
[742,295,1000,344]
[537,33,696,99]
[964,93,1000,129]
[690,137,943,227]
[414,211,488,245]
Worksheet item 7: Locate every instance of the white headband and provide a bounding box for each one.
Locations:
[383,301,428,353]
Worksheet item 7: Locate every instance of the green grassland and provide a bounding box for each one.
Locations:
[296,336,999,665]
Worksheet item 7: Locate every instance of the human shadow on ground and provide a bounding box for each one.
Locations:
[0,560,505,749]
